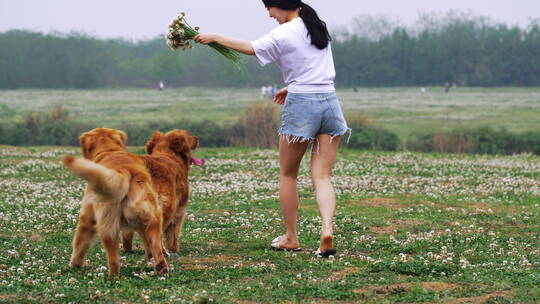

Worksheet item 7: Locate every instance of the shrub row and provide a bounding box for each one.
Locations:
[0,118,230,148]
[406,127,540,155]
[345,114,401,151]
[2,106,539,156]
[0,105,401,152]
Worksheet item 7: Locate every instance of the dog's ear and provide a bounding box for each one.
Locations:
[146,131,163,154]
[79,133,87,147]
[112,130,128,147]
[79,132,93,159]
[189,135,199,150]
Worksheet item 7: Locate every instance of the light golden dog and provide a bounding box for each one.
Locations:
[64,128,168,277]
[122,130,201,255]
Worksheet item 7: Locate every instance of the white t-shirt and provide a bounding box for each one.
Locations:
[250,17,336,93]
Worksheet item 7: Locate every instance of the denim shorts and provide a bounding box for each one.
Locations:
[278,92,350,143]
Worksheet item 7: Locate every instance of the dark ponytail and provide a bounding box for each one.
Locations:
[262,0,332,49]
[299,3,332,49]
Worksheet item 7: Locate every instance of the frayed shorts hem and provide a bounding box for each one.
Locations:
[278,128,352,145]
[330,128,352,143]
[278,133,316,144]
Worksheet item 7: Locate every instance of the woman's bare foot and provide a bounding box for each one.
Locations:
[319,235,334,252]
[316,235,337,257]
[271,235,301,250]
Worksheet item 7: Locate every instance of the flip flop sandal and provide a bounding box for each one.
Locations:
[270,236,302,252]
[315,247,337,258]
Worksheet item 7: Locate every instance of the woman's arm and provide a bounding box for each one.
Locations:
[193,33,255,56]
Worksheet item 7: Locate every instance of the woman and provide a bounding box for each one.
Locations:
[194,0,349,257]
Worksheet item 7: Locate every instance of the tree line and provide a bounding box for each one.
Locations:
[0,11,539,88]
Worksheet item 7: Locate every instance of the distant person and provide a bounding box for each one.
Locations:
[158,80,165,91]
[452,80,457,89]
[194,0,350,258]
[445,82,450,94]
[261,86,271,99]
[353,87,358,93]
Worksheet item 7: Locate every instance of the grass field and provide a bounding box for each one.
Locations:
[1,87,540,139]
[1,146,539,303]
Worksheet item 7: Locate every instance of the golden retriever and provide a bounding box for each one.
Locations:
[121,129,201,255]
[64,128,168,277]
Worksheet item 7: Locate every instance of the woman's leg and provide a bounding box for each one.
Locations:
[311,134,340,251]
[277,135,309,248]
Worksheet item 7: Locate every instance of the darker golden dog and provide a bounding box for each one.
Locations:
[64,128,168,277]
[121,130,200,255]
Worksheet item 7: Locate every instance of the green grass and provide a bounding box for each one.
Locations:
[0,146,539,303]
[1,87,540,139]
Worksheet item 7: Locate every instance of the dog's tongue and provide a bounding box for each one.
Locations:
[191,156,205,166]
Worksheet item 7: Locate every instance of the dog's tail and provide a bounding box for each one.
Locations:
[64,156,130,198]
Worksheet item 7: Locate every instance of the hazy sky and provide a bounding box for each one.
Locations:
[1,0,539,40]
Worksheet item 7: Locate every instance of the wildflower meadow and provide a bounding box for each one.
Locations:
[1,146,539,303]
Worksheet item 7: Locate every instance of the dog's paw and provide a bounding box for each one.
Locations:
[69,261,84,268]
[122,243,133,253]
[155,261,169,276]
[165,242,179,253]
[162,248,170,257]
[69,256,86,268]
[108,271,120,278]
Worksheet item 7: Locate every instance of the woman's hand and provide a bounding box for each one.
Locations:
[193,33,219,45]
[274,87,288,105]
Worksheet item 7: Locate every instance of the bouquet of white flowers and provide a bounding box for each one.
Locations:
[166,12,243,70]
